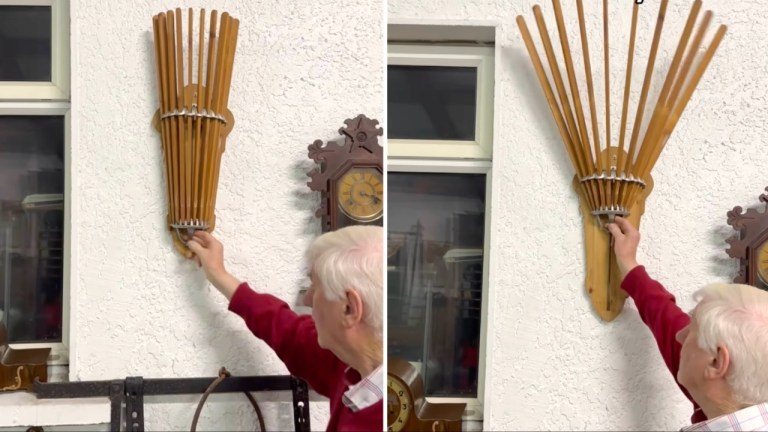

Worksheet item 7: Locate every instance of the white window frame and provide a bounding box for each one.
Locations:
[388,36,495,420]
[388,44,494,160]
[387,159,492,421]
[0,0,70,101]
[0,103,71,365]
[0,0,71,367]
[0,102,72,365]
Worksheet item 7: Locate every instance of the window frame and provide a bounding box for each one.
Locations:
[0,0,71,366]
[387,44,494,160]
[0,107,71,366]
[387,159,492,421]
[0,0,71,101]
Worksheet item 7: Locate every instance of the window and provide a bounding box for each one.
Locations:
[0,0,70,100]
[0,0,70,365]
[387,34,495,420]
[387,44,494,159]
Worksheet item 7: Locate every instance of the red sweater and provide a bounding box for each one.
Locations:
[228,282,383,431]
[621,266,706,424]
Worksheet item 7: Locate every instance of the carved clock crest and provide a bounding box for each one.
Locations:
[306,114,384,233]
[725,186,768,290]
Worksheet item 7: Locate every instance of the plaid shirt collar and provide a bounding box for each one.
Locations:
[682,403,768,431]
[341,364,383,412]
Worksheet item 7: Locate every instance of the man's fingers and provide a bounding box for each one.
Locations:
[614,216,635,233]
[187,238,204,255]
[606,223,623,238]
[193,230,213,246]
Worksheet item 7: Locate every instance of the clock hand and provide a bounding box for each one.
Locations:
[358,191,382,204]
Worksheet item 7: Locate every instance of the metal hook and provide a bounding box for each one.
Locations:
[170,220,209,246]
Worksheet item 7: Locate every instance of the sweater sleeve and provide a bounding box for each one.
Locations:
[621,265,703,417]
[621,265,691,374]
[227,282,343,397]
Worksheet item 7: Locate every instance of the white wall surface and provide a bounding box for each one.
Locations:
[389,0,768,430]
[2,0,383,429]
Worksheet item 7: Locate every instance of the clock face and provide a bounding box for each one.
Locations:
[336,167,383,223]
[387,376,412,432]
[757,241,768,287]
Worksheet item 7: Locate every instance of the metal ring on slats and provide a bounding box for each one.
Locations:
[160,105,227,124]
[579,170,647,188]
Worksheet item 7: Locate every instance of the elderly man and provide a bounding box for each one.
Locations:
[607,216,768,431]
[187,225,383,431]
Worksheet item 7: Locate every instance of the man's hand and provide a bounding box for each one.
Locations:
[606,216,641,279]
[187,231,241,300]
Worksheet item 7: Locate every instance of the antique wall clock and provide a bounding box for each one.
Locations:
[387,357,465,432]
[725,186,768,290]
[306,114,383,232]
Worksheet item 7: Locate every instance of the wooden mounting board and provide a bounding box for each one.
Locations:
[572,148,654,321]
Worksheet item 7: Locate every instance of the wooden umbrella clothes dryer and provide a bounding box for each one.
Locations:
[151,8,240,257]
[516,0,727,320]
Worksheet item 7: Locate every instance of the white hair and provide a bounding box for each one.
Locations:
[306,225,383,340]
[692,283,768,406]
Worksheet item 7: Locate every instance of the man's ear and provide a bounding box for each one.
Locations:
[342,289,364,328]
[705,345,731,380]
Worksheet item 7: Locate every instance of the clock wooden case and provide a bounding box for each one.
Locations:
[306,114,384,232]
[387,357,465,432]
[0,321,50,392]
[726,186,768,290]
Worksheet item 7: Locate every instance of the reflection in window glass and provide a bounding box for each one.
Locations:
[0,6,52,82]
[388,66,477,141]
[388,172,485,397]
[0,116,65,343]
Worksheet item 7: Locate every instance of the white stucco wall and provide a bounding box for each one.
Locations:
[2,0,383,429]
[389,0,768,430]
